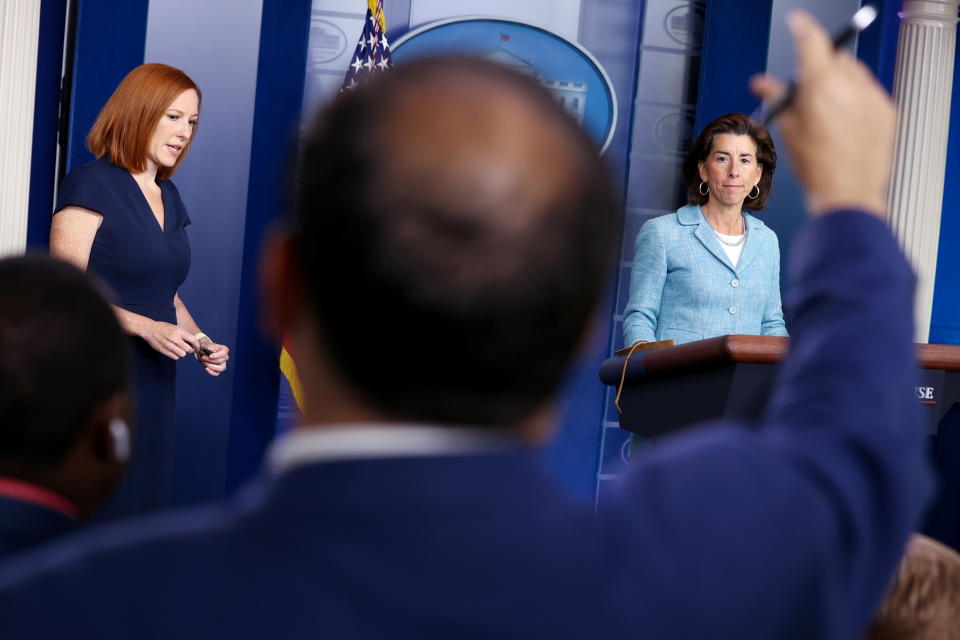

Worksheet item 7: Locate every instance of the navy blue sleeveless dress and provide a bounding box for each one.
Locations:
[55,157,191,518]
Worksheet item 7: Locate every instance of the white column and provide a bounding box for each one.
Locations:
[887,0,960,343]
[0,0,42,257]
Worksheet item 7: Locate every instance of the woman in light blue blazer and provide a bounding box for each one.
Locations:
[623,113,788,347]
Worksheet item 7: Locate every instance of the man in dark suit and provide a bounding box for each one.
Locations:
[0,255,131,559]
[0,12,931,639]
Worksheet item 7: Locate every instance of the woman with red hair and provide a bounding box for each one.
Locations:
[51,63,229,517]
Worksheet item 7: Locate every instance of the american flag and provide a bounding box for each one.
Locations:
[341,0,392,92]
[279,1,392,413]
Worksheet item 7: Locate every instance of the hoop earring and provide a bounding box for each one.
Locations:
[747,184,760,200]
[698,181,709,196]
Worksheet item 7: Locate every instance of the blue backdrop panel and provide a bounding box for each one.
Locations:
[66,0,149,171]
[693,0,772,133]
[925,14,960,553]
[855,0,901,93]
[226,0,312,493]
[930,51,960,346]
[760,0,862,302]
[27,0,70,248]
[142,0,265,506]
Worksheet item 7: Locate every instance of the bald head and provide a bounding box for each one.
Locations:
[374,69,592,298]
[294,57,620,428]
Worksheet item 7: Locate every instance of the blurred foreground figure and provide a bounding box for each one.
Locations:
[0,12,931,639]
[0,255,131,560]
[864,534,960,640]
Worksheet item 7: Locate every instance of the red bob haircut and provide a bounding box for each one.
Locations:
[87,63,200,181]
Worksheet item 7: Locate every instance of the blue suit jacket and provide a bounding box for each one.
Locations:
[0,497,76,562]
[623,204,789,346]
[0,212,931,639]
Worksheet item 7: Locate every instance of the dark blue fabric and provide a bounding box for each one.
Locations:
[0,497,76,562]
[0,211,931,639]
[226,0,311,493]
[55,158,191,517]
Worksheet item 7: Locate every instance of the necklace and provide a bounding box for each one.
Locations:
[715,229,746,247]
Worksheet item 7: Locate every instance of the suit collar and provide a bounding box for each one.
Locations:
[0,477,80,519]
[736,212,765,273]
[259,448,555,521]
[687,205,736,272]
[676,204,702,226]
[680,204,765,274]
[268,424,520,476]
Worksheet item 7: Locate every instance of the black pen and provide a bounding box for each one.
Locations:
[758,4,879,125]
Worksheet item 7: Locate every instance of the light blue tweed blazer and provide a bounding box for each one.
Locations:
[623,204,788,346]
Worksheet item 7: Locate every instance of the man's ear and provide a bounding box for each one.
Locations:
[260,226,303,341]
[87,391,132,466]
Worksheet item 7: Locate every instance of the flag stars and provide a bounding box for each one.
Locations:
[339,3,391,94]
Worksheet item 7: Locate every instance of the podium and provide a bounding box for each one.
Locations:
[598,335,960,438]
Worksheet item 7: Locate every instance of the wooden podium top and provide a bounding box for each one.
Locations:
[598,335,960,385]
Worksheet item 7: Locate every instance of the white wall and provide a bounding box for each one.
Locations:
[0,0,41,257]
[408,0,582,41]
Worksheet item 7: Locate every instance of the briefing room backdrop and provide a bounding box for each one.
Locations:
[22,0,960,524]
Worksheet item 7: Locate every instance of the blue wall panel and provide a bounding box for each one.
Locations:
[143,0,265,505]
[925,24,960,552]
[762,0,861,302]
[694,0,772,134]
[855,0,901,93]
[929,48,960,346]
[226,0,312,492]
[27,0,69,249]
[66,0,148,171]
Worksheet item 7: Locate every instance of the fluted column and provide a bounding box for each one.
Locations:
[887,0,960,342]
[0,0,41,257]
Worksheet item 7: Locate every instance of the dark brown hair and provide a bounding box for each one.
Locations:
[87,63,200,181]
[0,254,129,465]
[682,112,776,210]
